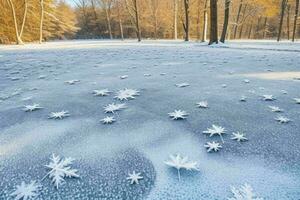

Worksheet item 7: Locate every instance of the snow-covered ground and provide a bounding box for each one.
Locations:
[0,40,300,199]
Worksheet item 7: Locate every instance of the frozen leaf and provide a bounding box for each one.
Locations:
[164,154,199,181]
[228,183,263,200]
[104,103,126,113]
[231,132,248,142]
[203,125,226,143]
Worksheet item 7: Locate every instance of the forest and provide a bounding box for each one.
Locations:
[0,0,299,44]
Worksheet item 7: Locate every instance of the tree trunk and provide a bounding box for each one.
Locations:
[209,0,218,45]
[287,4,291,40]
[233,0,243,39]
[292,0,299,42]
[278,0,288,42]
[238,4,248,39]
[133,0,141,42]
[39,0,44,44]
[255,16,261,39]
[183,0,189,41]
[262,17,268,39]
[105,8,113,39]
[173,0,178,39]
[19,0,28,39]
[117,1,124,40]
[248,21,253,39]
[220,0,230,43]
[196,0,201,40]
[6,0,23,44]
[201,0,208,42]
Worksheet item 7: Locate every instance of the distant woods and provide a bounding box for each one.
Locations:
[0,0,300,44]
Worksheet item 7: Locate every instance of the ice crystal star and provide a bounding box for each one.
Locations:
[262,95,275,101]
[196,101,208,108]
[11,181,41,200]
[203,125,226,143]
[115,88,139,100]
[175,83,190,88]
[293,98,300,104]
[231,132,248,142]
[268,106,283,112]
[101,116,116,124]
[275,116,291,124]
[64,80,80,85]
[24,104,42,112]
[49,111,70,119]
[204,141,222,152]
[228,183,263,200]
[126,171,143,184]
[164,154,199,181]
[93,89,110,96]
[104,103,126,113]
[44,154,79,189]
[168,110,188,120]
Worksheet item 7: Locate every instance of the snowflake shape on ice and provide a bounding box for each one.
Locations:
[203,125,226,143]
[126,171,143,184]
[101,116,116,124]
[293,98,300,104]
[262,95,275,101]
[268,106,283,112]
[24,104,42,112]
[231,132,248,142]
[168,110,188,120]
[204,141,222,152]
[93,89,110,96]
[44,154,79,189]
[104,103,126,113]
[196,101,208,108]
[49,111,70,119]
[164,154,199,181]
[115,88,139,100]
[11,181,41,200]
[64,80,80,85]
[275,116,291,124]
[228,183,263,200]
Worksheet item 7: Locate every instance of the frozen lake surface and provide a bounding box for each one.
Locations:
[0,40,300,199]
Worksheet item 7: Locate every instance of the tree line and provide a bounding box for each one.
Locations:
[0,0,299,45]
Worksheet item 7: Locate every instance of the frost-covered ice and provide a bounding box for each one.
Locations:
[0,40,300,199]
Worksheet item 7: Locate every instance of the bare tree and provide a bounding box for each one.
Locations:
[19,0,28,39]
[5,0,24,44]
[39,0,44,43]
[287,4,291,40]
[278,0,288,41]
[209,0,218,45]
[99,0,113,39]
[116,0,124,40]
[233,0,243,39]
[182,0,190,41]
[125,0,141,42]
[292,0,299,41]
[173,0,178,39]
[248,20,253,39]
[220,0,230,43]
[148,0,159,39]
[201,0,208,42]
[262,17,268,39]
[238,4,248,39]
